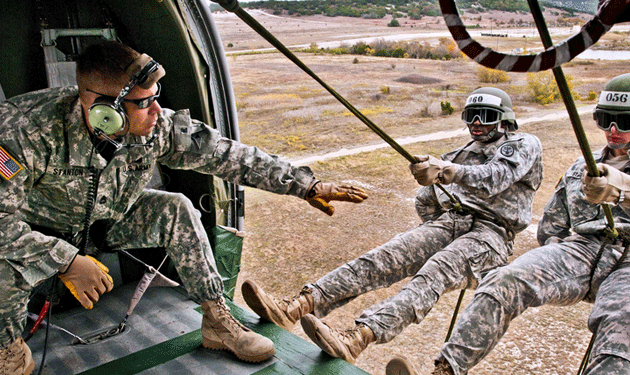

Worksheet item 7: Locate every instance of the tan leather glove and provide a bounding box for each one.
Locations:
[581,163,630,206]
[409,155,459,186]
[58,255,114,309]
[306,182,368,216]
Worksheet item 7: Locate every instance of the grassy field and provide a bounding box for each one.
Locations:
[215,10,629,375]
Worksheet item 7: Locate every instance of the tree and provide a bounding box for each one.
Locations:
[388,18,400,27]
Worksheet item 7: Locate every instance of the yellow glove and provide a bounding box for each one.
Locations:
[582,163,630,207]
[409,155,460,186]
[58,255,114,309]
[306,182,368,216]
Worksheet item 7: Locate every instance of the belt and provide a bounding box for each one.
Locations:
[452,207,515,242]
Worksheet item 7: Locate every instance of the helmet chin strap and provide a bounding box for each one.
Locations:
[608,141,630,150]
[469,124,504,143]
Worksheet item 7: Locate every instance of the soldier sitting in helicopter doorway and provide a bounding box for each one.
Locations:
[241,87,543,365]
[388,72,630,375]
[0,40,369,374]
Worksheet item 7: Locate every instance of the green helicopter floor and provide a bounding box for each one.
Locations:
[27,283,369,375]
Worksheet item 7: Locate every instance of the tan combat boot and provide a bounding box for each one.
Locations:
[432,359,455,375]
[241,280,313,331]
[201,297,275,362]
[386,355,418,375]
[300,314,375,364]
[0,337,34,375]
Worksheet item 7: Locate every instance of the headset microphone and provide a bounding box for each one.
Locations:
[93,128,123,150]
[125,135,157,148]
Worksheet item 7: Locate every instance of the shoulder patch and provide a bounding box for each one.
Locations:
[500,144,515,157]
[0,146,23,180]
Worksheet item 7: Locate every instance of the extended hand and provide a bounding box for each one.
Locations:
[409,155,459,186]
[582,163,630,206]
[58,255,114,309]
[306,182,368,216]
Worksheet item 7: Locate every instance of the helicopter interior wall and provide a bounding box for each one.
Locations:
[0,0,206,119]
[1,0,222,286]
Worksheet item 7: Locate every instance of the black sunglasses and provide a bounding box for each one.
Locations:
[87,83,161,109]
[594,109,630,133]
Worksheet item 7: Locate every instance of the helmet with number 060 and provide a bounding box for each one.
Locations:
[462,87,517,142]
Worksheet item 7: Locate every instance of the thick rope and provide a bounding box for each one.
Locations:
[524,0,618,237]
[211,1,471,209]
[438,0,628,72]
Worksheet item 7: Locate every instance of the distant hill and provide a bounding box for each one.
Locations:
[543,0,597,14]
[222,0,596,18]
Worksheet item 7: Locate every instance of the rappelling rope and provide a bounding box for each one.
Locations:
[211,0,471,210]
[213,0,521,343]
[524,0,617,238]
[521,1,620,373]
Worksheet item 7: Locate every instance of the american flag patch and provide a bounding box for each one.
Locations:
[0,146,23,180]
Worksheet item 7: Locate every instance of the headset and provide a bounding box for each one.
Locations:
[88,54,165,136]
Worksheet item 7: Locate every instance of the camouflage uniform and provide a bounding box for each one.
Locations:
[307,133,543,343]
[438,147,630,375]
[0,87,316,347]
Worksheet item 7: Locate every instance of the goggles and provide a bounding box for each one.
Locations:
[87,82,161,109]
[461,107,503,125]
[593,109,630,133]
[122,82,161,109]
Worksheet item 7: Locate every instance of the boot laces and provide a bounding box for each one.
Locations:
[432,360,454,375]
[214,299,244,332]
[336,325,364,345]
[281,289,312,317]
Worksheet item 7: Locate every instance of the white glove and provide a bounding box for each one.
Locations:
[581,163,630,206]
[409,155,460,186]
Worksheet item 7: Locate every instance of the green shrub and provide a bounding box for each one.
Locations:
[388,18,400,27]
[476,66,511,83]
[441,101,454,115]
[527,71,577,105]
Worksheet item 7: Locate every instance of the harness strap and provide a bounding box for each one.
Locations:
[451,205,515,242]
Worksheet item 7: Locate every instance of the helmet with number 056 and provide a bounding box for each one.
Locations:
[461,87,517,142]
[594,73,630,137]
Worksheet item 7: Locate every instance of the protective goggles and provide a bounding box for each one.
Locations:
[87,82,161,109]
[593,109,630,133]
[461,107,503,125]
[123,82,161,108]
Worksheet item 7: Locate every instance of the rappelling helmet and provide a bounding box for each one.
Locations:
[461,87,517,142]
[594,73,630,149]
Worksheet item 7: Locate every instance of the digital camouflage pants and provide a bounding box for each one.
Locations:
[0,189,223,347]
[308,210,512,343]
[439,234,630,375]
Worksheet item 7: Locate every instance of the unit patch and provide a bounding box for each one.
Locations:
[0,146,23,180]
[500,144,515,157]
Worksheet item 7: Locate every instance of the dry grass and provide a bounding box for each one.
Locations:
[216,11,628,375]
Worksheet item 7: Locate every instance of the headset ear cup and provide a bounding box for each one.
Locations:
[88,97,126,135]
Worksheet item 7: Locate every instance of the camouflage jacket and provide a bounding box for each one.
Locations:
[0,86,315,283]
[415,132,543,234]
[537,147,630,245]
